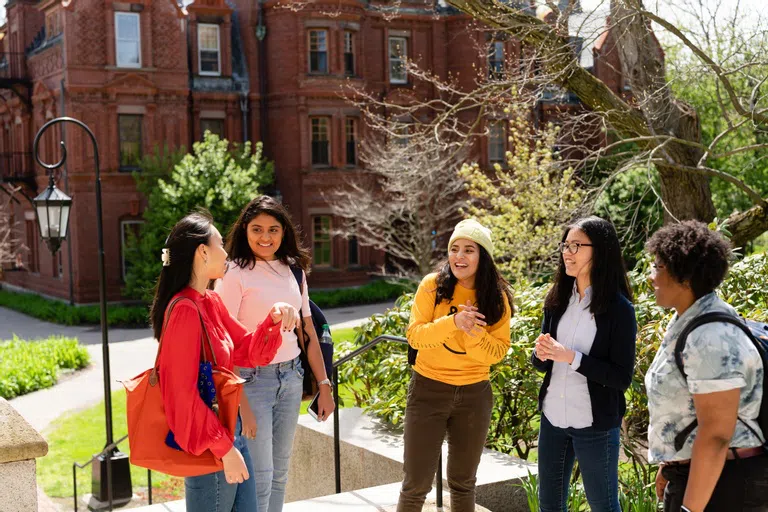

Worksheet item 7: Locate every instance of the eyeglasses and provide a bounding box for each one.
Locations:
[558,242,593,254]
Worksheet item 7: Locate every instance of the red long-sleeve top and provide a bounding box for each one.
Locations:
[158,287,282,459]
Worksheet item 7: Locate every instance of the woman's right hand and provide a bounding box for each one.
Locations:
[222,446,249,485]
[655,465,667,500]
[534,334,549,361]
[454,301,487,335]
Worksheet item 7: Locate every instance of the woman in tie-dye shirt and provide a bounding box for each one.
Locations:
[645,221,767,512]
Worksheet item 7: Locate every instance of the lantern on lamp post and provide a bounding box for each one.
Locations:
[32,174,72,254]
[32,117,133,510]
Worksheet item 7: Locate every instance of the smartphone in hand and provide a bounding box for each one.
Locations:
[308,392,321,422]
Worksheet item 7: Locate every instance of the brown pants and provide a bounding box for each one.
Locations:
[397,371,494,512]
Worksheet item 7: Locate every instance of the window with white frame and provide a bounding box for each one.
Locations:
[488,121,506,164]
[344,31,355,76]
[309,30,328,74]
[198,24,221,76]
[313,216,333,266]
[201,118,225,139]
[389,36,407,84]
[488,41,504,80]
[345,118,358,165]
[115,12,141,68]
[121,220,144,281]
[311,117,331,166]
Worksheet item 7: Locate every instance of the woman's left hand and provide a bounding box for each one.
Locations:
[270,302,299,331]
[240,404,258,440]
[535,334,575,364]
[316,386,336,422]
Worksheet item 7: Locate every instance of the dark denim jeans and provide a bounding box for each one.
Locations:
[538,414,621,512]
[184,417,259,512]
[662,453,768,511]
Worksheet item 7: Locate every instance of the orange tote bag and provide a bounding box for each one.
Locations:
[122,297,244,477]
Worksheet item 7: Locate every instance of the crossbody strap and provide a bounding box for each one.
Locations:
[150,296,217,385]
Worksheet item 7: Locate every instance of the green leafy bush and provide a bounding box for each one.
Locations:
[338,253,768,466]
[310,279,414,309]
[0,289,149,327]
[124,133,274,302]
[0,336,90,399]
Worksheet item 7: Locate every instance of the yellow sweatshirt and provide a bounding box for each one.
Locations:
[407,273,511,386]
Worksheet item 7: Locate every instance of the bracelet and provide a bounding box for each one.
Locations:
[681,506,692,512]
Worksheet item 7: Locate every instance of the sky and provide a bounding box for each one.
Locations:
[0,0,760,38]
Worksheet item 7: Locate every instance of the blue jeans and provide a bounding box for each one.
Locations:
[184,417,259,512]
[241,357,304,512]
[538,414,621,512]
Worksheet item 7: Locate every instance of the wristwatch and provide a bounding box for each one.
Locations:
[318,378,333,390]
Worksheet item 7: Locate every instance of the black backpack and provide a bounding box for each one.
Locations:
[673,312,768,452]
[290,266,334,399]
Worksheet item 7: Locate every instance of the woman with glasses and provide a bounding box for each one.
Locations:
[531,216,637,512]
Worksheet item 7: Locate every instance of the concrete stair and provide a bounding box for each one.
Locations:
[130,408,535,512]
[283,482,491,511]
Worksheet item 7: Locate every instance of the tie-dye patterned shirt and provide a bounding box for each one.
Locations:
[645,292,764,463]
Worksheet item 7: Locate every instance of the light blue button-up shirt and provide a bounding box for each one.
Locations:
[542,284,597,429]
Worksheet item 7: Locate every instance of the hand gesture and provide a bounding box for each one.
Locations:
[240,404,258,440]
[535,334,575,364]
[270,302,299,331]
[454,300,487,337]
[316,387,336,422]
[655,466,668,500]
[222,446,249,485]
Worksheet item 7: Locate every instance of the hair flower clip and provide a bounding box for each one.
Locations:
[161,248,171,267]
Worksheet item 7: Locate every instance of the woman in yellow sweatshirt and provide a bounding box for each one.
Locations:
[397,219,513,512]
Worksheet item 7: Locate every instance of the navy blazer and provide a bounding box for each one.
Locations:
[531,293,637,430]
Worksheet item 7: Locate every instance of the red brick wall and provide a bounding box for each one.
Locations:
[1,0,636,300]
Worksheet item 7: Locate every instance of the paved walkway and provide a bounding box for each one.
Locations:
[3,300,394,433]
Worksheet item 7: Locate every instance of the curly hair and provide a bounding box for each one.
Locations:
[645,220,732,299]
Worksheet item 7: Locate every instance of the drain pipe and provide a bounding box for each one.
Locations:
[240,92,248,142]
[256,1,268,151]
[59,78,75,305]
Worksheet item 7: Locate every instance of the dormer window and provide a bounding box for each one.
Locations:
[198,24,221,76]
[115,12,141,68]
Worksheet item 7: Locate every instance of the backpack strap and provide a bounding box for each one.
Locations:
[290,265,309,351]
[673,311,764,451]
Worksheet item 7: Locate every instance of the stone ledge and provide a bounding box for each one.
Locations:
[0,398,48,464]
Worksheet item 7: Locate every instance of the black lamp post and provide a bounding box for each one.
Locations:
[32,117,133,510]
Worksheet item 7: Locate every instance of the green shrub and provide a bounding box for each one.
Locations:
[310,279,414,309]
[338,253,768,465]
[0,289,149,327]
[124,133,274,302]
[0,336,90,399]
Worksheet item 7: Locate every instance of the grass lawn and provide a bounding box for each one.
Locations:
[39,327,362,501]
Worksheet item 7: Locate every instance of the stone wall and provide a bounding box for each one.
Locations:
[0,398,49,512]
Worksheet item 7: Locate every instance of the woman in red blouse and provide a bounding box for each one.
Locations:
[149,211,299,512]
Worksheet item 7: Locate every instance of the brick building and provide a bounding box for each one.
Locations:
[0,0,634,303]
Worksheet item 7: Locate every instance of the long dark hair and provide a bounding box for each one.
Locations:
[225,195,311,272]
[435,245,513,326]
[544,216,633,317]
[150,211,215,340]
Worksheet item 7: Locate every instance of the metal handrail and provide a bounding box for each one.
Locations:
[331,334,444,509]
[71,435,153,511]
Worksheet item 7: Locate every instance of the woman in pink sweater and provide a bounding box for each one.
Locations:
[215,196,335,512]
